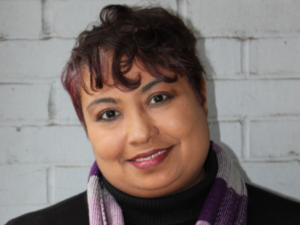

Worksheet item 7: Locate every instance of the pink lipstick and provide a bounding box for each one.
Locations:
[128,146,172,169]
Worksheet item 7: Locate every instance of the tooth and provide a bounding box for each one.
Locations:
[135,149,167,162]
[158,150,166,155]
[152,153,159,158]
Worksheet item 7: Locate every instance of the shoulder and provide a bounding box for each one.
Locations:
[246,183,300,225]
[5,191,89,225]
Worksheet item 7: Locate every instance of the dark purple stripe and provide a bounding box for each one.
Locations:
[198,178,248,225]
[198,178,227,224]
[215,187,241,224]
[88,161,100,181]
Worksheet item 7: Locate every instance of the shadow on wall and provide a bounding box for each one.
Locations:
[185,18,251,184]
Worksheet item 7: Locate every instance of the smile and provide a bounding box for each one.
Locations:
[134,150,167,162]
[128,147,172,169]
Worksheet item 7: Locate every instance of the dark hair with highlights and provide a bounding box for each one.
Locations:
[61,4,207,127]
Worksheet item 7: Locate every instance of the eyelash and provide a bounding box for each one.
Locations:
[96,93,173,122]
[97,109,120,122]
[147,93,173,106]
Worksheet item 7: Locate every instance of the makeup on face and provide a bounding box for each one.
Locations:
[128,146,173,169]
[80,61,210,198]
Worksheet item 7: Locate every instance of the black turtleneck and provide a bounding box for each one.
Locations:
[7,144,300,225]
[102,148,218,225]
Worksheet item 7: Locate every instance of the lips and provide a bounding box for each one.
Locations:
[134,149,167,162]
[128,146,172,169]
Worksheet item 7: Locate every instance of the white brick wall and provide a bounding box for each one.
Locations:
[53,0,177,38]
[0,39,74,78]
[250,120,300,158]
[197,38,242,77]
[249,38,300,75]
[0,1,42,39]
[209,120,242,158]
[0,165,48,205]
[185,0,300,38]
[0,126,93,164]
[1,0,300,224]
[54,166,91,202]
[241,162,300,200]
[207,80,300,117]
[0,84,50,120]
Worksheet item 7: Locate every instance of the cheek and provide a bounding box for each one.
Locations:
[155,99,207,140]
[88,126,124,162]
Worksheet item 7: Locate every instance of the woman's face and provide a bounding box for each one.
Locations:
[80,61,210,198]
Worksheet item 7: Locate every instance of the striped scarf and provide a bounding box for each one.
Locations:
[87,142,248,225]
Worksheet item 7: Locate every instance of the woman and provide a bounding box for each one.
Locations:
[6,4,300,225]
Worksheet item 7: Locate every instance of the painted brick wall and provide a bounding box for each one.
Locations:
[1,0,300,223]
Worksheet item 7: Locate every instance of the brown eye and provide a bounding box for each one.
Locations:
[98,110,120,121]
[149,94,167,104]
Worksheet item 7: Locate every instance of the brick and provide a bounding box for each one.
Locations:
[250,120,300,158]
[53,0,177,38]
[0,39,74,78]
[249,38,300,75]
[0,165,48,205]
[0,126,93,164]
[0,1,42,39]
[54,166,90,202]
[240,162,300,201]
[0,84,50,121]
[206,80,300,117]
[197,38,241,77]
[185,0,300,38]
[209,121,242,158]
[1,205,49,225]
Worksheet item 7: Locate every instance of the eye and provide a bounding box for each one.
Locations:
[149,94,169,105]
[98,110,120,121]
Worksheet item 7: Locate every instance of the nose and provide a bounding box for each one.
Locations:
[126,109,159,146]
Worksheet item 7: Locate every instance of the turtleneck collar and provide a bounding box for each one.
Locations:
[102,145,218,225]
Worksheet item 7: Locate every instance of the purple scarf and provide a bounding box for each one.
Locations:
[87,142,248,225]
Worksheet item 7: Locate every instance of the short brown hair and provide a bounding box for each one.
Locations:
[61,4,207,127]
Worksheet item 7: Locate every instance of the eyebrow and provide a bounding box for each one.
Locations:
[140,79,162,94]
[87,98,118,110]
[86,79,162,110]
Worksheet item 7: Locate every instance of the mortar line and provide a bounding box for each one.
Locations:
[47,165,55,204]
[242,117,250,159]
[48,81,59,121]
[176,0,187,24]
[241,39,249,77]
[41,0,54,38]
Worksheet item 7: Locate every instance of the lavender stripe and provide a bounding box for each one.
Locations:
[211,142,222,153]
[235,195,248,224]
